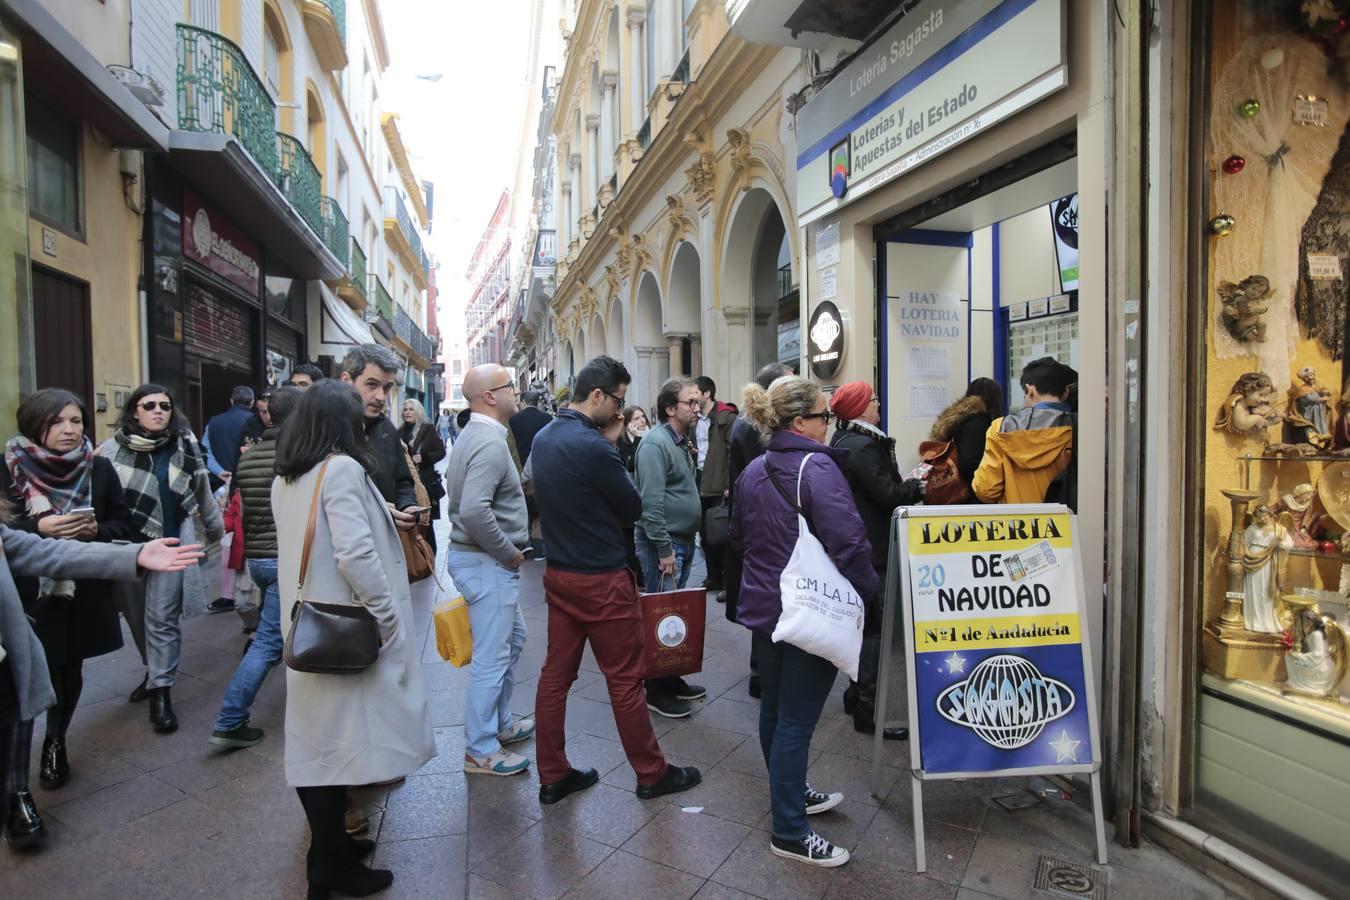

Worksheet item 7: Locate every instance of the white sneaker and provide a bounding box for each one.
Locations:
[464,748,530,776]
[803,784,844,815]
[498,717,536,746]
[770,831,850,867]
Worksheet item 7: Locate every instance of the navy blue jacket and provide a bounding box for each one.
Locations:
[204,404,255,478]
[509,405,553,466]
[530,409,643,574]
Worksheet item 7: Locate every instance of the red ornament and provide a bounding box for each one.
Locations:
[1281,630,1293,651]
[1320,540,1338,554]
[1335,15,1349,36]
[1222,155,1246,174]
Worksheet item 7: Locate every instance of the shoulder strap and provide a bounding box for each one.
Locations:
[764,452,806,517]
[298,457,333,592]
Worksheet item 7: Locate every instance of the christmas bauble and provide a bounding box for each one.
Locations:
[1209,214,1236,236]
[1240,98,1261,118]
[1320,540,1338,554]
[1222,155,1246,174]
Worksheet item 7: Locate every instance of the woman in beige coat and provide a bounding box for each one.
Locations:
[273,381,433,899]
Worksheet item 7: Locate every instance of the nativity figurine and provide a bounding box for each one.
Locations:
[1272,483,1322,548]
[1218,275,1270,342]
[1242,505,1292,635]
[1214,372,1283,440]
[1284,366,1333,451]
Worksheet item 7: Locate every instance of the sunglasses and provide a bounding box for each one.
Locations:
[139,401,173,412]
[600,388,624,406]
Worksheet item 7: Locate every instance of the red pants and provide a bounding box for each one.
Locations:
[535,567,668,786]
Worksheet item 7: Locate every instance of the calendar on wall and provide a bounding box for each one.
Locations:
[1007,311,1078,408]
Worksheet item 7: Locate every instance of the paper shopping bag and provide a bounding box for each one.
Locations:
[639,586,707,680]
[434,596,473,668]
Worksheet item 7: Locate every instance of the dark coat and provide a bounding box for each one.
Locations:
[829,421,924,572]
[204,404,254,478]
[698,403,739,497]
[0,456,140,664]
[617,432,641,474]
[723,416,767,622]
[509,406,553,465]
[729,430,878,636]
[364,415,417,510]
[400,422,447,518]
[234,427,279,558]
[530,409,643,574]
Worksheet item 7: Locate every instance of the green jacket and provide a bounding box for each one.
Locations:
[698,405,739,496]
[235,427,279,558]
[634,422,702,556]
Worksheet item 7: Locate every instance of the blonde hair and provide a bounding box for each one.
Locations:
[402,398,427,424]
[741,375,822,440]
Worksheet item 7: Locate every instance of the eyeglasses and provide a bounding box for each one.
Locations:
[600,388,624,406]
[487,383,517,396]
[869,396,881,406]
[139,401,172,412]
[801,410,835,424]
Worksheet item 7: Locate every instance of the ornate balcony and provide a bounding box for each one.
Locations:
[176,24,278,179]
[302,0,348,71]
[364,275,394,336]
[383,186,430,288]
[277,133,322,236]
[319,197,349,269]
[334,237,368,308]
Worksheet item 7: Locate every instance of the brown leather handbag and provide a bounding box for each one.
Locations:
[283,458,381,674]
[398,444,436,582]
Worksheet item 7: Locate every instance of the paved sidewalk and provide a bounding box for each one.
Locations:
[0,523,1231,899]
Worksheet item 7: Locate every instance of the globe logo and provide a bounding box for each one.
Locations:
[935,654,1075,750]
[810,311,841,352]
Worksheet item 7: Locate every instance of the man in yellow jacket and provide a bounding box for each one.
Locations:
[972,358,1076,505]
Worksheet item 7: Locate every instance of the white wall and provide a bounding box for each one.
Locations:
[131,0,180,126]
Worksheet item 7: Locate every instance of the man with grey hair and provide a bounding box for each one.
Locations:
[339,343,418,528]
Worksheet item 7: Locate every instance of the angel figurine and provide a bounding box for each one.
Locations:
[1284,608,1347,697]
[1242,505,1292,634]
[1218,275,1270,342]
[1214,373,1282,438]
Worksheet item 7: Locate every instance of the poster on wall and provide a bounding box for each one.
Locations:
[1051,194,1079,293]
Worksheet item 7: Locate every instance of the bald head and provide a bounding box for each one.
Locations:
[464,364,518,423]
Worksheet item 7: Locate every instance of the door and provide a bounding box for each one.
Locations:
[31,265,94,402]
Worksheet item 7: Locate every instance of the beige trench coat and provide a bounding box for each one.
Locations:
[272,455,434,787]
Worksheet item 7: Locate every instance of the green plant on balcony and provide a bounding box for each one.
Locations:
[277,134,323,234]
[320,197,349,268]
[177,25,279,178]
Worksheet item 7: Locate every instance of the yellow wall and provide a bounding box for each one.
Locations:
[27,127,143,443]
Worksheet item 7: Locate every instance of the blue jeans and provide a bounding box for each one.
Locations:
[634,532,694,594]
[214,559,282,732]
[753,630,837,840]
[447,549,527,758]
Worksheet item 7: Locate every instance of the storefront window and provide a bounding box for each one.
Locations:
[1195,1,1350,886]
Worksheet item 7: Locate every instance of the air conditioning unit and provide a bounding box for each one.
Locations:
[107,65,166,110]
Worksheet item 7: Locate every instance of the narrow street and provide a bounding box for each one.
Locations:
[0,520,1228,899]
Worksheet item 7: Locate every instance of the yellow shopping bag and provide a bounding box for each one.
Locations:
[434,596,473,667]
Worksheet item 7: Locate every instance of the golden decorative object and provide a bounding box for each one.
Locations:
[1315,461,1350,530]
[1277,593,1320,631]
[1202,488,1285,681]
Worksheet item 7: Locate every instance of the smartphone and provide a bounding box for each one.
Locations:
[69,507,96,518]
[520,546,534,558]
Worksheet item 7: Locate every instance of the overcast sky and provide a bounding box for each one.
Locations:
[381,1,537,325]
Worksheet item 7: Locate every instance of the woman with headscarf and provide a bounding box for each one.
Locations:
[0,389,140,847]
[399,398,447,550]
[100,385,222,734]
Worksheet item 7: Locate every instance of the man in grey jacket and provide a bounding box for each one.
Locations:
[445,364,534,777]
[634,377,707,718]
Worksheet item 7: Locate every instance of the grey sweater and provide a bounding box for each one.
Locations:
[445,419,530,564]
[634,422,702,556]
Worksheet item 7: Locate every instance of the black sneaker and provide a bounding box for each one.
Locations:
[673,679,706,701]
[647,694,692,718]
[804,784,843,815]
[770,831,850,867]
[207,597,235,614]
[635,765,702,799]
[208,723,265,748]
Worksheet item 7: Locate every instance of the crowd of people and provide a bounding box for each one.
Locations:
[0,339,1078,892]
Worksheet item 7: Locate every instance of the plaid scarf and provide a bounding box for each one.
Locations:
[102,428,204,539]
[5,434,95,598]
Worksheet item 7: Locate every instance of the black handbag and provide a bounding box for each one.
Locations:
[283,458,381,674]
[703,503,730,549]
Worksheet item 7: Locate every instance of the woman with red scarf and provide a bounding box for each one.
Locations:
[0,389,140,849]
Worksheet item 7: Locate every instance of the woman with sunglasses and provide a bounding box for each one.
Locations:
[0,389,140,847]
[729,374,876,868]
[101,385,222,733]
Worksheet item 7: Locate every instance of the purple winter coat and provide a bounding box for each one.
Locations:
[729,429,879,636]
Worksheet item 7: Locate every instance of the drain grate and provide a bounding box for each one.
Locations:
[1033,855,1107,900]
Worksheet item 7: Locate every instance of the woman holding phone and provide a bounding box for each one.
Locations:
[0,389,143,847]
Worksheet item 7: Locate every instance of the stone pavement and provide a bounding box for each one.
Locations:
[0,521,1231,899]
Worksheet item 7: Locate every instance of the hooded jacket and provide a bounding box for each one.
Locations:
[971,404,1074,505]
[729,430,878,637]
[930,396,995,484]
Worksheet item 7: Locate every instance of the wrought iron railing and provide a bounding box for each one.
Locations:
[319,197,349,268]
[777,263,794,300]
[317,0,346,47]
[384,186,430,278]
[533,229,556,266]
[673,48,691,85]
[636,116,651,151]
[275,133,322,234]
[176,24,278,179]
[370,276,394,322]
[349,239,367,299]
[394,306,414,344]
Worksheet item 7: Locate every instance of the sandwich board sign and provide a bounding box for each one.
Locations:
[871,504,1106,871]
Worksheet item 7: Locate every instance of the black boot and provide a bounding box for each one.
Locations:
[306,861,393,899]
[128,675,149,703]
[853,710,909,741]
[842,682,858,716]
[39,737,70,789]
[149,687,178,733]
[3,791,47,849]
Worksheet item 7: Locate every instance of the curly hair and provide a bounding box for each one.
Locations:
[741,375,822,440]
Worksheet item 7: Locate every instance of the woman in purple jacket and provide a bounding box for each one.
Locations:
[729,375,879,869]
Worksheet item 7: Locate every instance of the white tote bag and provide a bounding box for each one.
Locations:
[769,453,866,680]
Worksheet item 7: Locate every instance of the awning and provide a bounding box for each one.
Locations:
[317,281,373,346]
[1,0,169,150]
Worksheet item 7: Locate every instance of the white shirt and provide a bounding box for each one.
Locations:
[469,411,508,437]
[695,412,711,469]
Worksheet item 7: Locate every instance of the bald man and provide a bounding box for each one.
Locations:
[445,364,534,777]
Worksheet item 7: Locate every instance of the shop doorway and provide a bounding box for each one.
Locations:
[31,265,94,403]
